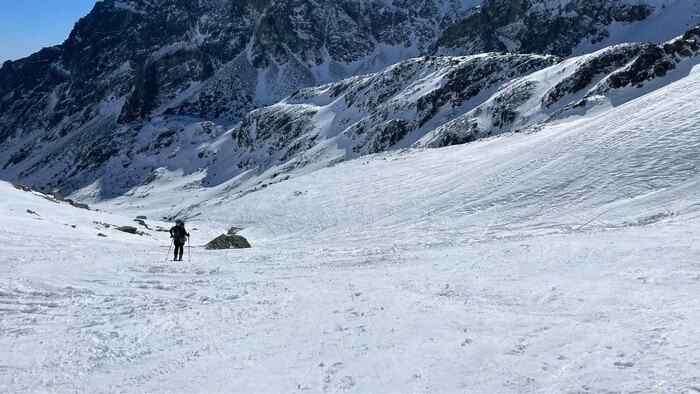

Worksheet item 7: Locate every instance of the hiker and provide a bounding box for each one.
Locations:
[169,219,190,261]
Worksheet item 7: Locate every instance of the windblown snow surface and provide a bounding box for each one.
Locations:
[2,66,700,392]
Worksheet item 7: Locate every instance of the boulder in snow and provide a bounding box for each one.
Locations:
[205,234,251,250]
[116,226,139,235]
[133,219,151,229]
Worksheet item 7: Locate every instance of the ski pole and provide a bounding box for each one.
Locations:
[188,236,192,262]
[166,238,173,261]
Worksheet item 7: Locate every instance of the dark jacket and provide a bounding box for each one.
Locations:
[170,225,189,243]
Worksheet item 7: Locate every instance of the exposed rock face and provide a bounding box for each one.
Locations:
[419,27,700,147]
[134,219,150,229]
[418,43,649,146]
[202,53,556,188]
[432,0,659,57]
[205,234,252,250]
[584,26,700,93]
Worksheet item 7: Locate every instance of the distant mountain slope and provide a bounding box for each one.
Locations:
[433,0,700,57]
[0,0,471,133]
[202,53,556,188]
[1,0,699,199]
[419,26,700,146]
[189,27,699,198]
[0,0,473,196]
[99,49,700,244]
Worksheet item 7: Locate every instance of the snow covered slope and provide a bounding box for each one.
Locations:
[420,26,700,146]
[136,58,700,246]
[2,56,699,392]
[119,27,698,200]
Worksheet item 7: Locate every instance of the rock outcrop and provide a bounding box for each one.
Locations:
[205,234,252,250]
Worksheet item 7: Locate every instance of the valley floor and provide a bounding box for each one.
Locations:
[1,217,698,392]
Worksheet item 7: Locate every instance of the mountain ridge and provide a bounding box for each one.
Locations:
[1,0,699,201]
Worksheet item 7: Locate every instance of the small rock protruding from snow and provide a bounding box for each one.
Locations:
[116,226,141,235]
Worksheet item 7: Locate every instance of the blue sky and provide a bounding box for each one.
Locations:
[0,0,100,63]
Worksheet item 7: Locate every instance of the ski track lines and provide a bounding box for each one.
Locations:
[205,68,700,251]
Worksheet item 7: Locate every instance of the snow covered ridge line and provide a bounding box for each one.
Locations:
[419,25,700,147]
[215,24,700,193]
[206,53,557,188]
[10,181,92,211]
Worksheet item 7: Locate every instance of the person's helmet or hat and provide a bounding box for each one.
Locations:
[176,219,184,225]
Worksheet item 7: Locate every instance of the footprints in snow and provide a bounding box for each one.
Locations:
[312,285,384,391]
[131,264,221,276]
[321,362,354,391]
[294,362,353,391]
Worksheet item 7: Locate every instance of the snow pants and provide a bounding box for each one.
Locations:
[174,240,185,259]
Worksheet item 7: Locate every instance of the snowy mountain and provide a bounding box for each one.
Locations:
[2,52,699,391]
[171,26,698,199]
[0,0,472,194]
[420,25,700,146]
[203,53,557,188]
[2,0,700,198]
[433,0,700,57]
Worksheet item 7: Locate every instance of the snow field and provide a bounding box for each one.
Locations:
[1,206,698,391]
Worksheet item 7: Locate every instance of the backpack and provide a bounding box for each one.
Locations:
[171,226,188,243]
